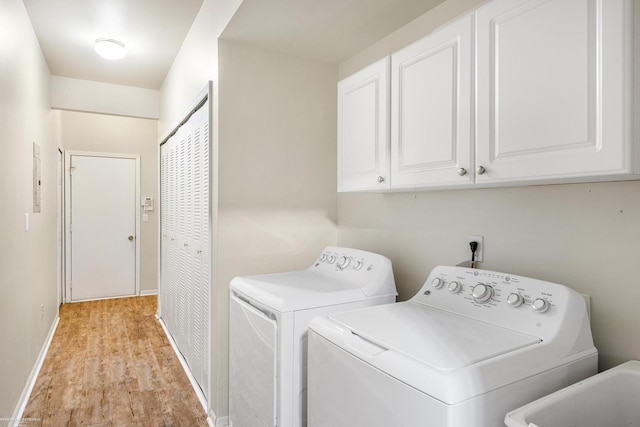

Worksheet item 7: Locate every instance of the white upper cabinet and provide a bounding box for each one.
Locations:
[338,57,390,192]
[475,0,634,185]
[338,0,636,192]
[391,14,473,190]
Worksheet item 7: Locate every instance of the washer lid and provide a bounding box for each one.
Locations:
[328,302,541,371]
[231,271,386,313]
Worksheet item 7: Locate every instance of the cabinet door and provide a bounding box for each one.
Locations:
[338,58,390,192]
[476,0,631,185]
[390,14,473,190]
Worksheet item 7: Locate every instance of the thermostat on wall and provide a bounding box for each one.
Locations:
[141,196,154,211]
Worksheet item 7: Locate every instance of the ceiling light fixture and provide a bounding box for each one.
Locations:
[94,38,126,60]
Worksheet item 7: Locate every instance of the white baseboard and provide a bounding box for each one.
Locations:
[10,315,60,426]
[140,289,158,296]
[214,414,229,426]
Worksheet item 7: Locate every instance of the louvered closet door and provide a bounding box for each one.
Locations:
[160,100,210,400]
[186,104,210,387]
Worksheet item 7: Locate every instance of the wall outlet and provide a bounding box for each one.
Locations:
[468,235,484,263]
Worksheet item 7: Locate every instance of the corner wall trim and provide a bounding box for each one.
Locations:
[140,289,158,296]
[10,315,60,426]
[214,414,229,426]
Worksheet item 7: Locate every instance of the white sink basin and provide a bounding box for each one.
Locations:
[505,360,640,427]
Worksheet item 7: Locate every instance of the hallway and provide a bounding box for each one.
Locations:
[22,296,207,426]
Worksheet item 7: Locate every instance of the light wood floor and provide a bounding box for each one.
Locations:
[23,296,208,426]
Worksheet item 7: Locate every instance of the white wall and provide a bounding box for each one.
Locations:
[0,0,57,420]
[217,39,338,417]
[51,76,160,119]
[158,0,243,139]
[55,110,159,294]
[336,0,640,371]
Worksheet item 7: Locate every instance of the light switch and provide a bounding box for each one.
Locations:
[142,214,149,223]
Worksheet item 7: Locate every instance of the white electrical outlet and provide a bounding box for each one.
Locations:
[468,235,484,263]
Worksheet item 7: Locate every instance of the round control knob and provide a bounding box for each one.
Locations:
[507,293,524,307]
[448,281,462,294]
[327,255,336,264]
[531,298,550,313]
[431,278,444,289]
[472,284,494,303]
[337,256,351,270]
[352,260,363,270]
[319,254,327,262]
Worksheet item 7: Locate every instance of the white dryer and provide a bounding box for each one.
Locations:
[229,247,397,427]
[307,265,597,427]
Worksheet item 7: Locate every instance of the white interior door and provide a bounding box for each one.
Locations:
[69,154,137,301]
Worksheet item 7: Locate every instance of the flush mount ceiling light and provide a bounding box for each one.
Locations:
[94,38,126,60]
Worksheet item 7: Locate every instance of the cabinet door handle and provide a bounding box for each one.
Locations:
[377,176,385,183]
[457,168,467,176]
[476,166,486,175]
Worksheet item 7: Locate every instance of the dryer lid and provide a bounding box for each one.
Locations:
[231,271,391,313]
[328,302,541,371]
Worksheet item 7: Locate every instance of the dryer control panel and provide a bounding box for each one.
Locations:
[413,266,589,343]
[311,247,397,298]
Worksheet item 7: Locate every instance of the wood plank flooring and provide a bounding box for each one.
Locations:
[22,296,208,427]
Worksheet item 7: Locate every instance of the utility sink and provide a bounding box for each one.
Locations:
[505,360,640,427]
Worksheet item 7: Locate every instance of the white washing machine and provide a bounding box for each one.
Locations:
[229,247,397,427]
[307,265,598,427]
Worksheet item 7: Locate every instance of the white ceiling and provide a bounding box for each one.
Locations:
[23,0,445,90]
[23,0,205,89]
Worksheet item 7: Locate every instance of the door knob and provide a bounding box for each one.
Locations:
[128,235,135,241]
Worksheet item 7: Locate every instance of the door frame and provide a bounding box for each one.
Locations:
[57,147,65,308]
[64,150,141,303]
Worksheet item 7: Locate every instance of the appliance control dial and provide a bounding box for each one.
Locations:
[431,278,444,289]
[327,255,336,264]
[337,256,351,270]
[352,260,363,270]
[507,293,524,307]
[448,281,462,294]
[319,253,328,262]
[531,298,550,313]
[472,283,494,303]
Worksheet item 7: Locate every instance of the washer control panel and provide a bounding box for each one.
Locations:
[414,266,587,339]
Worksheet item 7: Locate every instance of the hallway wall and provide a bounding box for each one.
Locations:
[0,0,58,420]
[55,110,159,294]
